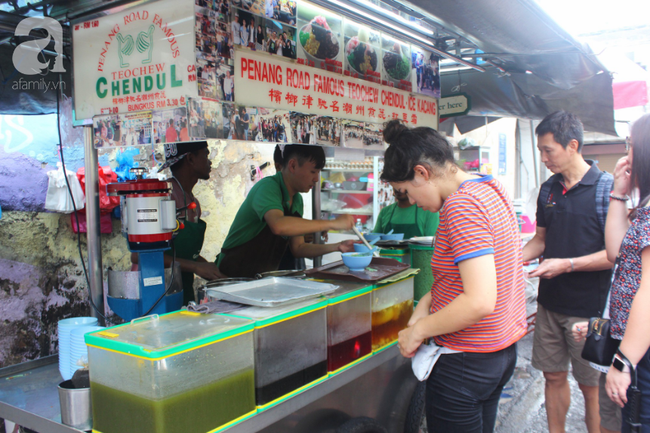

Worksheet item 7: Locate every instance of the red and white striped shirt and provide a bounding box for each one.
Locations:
[431,175,527,352]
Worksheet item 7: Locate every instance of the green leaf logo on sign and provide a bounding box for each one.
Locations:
[116,25,155,68]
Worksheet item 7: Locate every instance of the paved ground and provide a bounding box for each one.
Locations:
[495,331,589,433]
[495,275,590,433]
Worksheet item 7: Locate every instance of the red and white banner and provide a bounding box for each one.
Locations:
[234,50,438,128]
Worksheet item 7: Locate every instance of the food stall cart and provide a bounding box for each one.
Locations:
[4,0,441,430]
[0,275,422,433]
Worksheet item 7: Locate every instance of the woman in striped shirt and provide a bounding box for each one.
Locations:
[382,120,527,432]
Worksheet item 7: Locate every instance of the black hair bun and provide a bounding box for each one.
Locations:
[383,119,408,144]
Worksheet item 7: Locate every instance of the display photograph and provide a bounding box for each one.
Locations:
[343,20,381,83]
[297,3,342,72]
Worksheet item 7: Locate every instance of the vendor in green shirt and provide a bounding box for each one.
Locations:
[216,144,356,278]
[373,188,439,238]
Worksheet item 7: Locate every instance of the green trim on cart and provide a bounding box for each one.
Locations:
[210,408,258,432]
[328,286,372,305]
[84,312,254,360]
[372,340,398,354]
[235,299,328,329]
[379,250,409,256]
[328,352,373,375]
[91,408,258,433]
[409,244,435,251]
[255,374,330,411]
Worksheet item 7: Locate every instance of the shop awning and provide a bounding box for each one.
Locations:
[439,67,615,135]
[404,0,616,134]
[0,0,615,132]
[597,49,650,110]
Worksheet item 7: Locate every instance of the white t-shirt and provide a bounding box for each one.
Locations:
[231,22,241,45]
[224,77,233,94]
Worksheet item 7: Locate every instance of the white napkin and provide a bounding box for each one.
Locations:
[411,340,460,381]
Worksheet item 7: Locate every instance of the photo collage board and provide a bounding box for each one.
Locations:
[190,0,440,146]
[93,112,153,149]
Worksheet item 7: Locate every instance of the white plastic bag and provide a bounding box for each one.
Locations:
[45,164,85,213]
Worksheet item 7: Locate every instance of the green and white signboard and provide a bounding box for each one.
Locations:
[439,93,470,117]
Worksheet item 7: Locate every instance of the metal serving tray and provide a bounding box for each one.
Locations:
[203,277,338,307]
[305,257,410,283]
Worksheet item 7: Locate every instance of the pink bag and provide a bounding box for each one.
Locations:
[70,211,113,234]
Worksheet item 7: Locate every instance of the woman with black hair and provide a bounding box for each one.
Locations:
[382,120,527,432]
[600,113,650,431]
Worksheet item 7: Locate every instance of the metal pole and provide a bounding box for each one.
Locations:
[83,126,104,325]
[515,121,521,199]
[372,156,379,221]
[312,175,323,268]
[530,120,539,188]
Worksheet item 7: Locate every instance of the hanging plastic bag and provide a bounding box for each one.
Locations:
[76,165,120,214]
[70,211,113,234]
[114,148,140,182]
[45,164,86,213]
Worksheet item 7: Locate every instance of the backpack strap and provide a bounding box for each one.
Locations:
[539,174,558,206]
[539,171,612,233]
[595,171,614,233]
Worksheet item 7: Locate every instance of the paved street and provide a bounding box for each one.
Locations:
[495,275,590,433]
[495,331,589,433]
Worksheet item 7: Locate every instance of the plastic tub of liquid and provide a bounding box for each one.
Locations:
[325,282,373,373]
[85,311,256,433]
[371,276,414,351]
[233,298,328,408]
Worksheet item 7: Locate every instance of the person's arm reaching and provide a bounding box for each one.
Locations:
[407,291,432,327]
[397,254,497,358]
[605,156,632,263]
[131,253,225,280]
[528,249,612,279]
[264,209,354,237]
[288,235,355,258]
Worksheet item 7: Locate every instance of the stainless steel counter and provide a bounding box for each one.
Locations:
[0,347,410,433]
[0,277,416,433]
[0,355,84,433]
[227,345,407,433]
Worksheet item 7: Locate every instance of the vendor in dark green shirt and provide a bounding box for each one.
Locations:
[132,141,225,305]
[217,144,356,278]
[373,188,439,238]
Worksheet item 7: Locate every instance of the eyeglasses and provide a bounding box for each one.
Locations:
[626,136,631,152]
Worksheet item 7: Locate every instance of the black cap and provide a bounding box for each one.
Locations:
[159,141,208,171]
